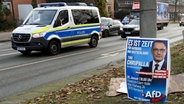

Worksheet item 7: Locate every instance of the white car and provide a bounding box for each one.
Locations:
[119,18,140,38]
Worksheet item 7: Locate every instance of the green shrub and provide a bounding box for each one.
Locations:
[0,19,18,31]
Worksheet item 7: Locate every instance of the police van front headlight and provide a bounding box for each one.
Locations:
[33,32,45,38]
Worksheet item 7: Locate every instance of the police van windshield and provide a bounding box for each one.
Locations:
[24,10,57,25]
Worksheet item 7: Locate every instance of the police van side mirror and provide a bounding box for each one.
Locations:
[54,19,61,27]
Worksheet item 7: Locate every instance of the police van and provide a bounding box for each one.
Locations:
[11,3,102,55]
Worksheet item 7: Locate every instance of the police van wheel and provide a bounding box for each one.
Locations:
[48,40,60,55]
[89,35,98,48]
[20,50,31,55]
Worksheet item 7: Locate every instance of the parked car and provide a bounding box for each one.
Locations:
[179,17,184,26]
[101,17,112,24]
[101,17,123,37]
[119,18,140,38]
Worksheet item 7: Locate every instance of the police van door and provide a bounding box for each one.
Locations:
[71,9,91,44]
[53,10,72,46]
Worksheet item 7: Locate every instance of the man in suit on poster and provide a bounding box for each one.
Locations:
[138,40,168,103]
[139,40,167,78]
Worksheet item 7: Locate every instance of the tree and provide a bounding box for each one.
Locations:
[3,6,10,16]
[0,0,3,20]
[32,0,37,8]
[94,0,108,17]
[0,0,17,31]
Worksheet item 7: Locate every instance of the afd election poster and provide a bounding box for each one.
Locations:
[125,37,170,103]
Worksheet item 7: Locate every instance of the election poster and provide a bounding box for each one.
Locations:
[125,37,170,103]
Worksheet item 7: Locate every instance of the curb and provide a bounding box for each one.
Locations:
[0,40,11,43]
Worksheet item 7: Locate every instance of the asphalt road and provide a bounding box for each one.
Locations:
[0,24,183,99]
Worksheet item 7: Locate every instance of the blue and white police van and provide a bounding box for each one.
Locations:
[11,3,102,55]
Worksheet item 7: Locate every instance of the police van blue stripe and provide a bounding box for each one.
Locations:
[44,25,100,40]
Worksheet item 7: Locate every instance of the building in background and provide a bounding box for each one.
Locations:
[3,0,46,21]
[114,0,136,20]
[106,0,114,18]
[2,0,115,20]
[2,0,184,22]
[115,0,184,21]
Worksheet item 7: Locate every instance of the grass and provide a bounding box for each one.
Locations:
[170,42,184,74]
[26,41,184,104]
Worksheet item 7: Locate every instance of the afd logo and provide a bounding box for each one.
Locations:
[142,91,166,103]
[145,91,161,98]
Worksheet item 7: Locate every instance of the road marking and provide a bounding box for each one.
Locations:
[101,49,125,56]
[0,42,10,46]
[0,49,99,72]
[0,52,18,57]
[0,49,13,52]
[97,53,119,59]
[97,48,125,59]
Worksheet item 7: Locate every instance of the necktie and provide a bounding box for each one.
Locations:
[155,64,159,70]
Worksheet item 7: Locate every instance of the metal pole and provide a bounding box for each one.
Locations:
[140,0,157,38]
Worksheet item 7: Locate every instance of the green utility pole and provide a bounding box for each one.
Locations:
[140,0,157,38]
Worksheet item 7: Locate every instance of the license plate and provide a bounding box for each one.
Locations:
[125,32,131,34]
[17,47,26,51]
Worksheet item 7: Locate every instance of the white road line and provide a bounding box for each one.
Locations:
[0,49,99,72]
[97,48,125,59]
[101,49,125,56]
[0,49,13,52]
[0,52,18,57]
[97,53,119,59]
[0,42,10,46]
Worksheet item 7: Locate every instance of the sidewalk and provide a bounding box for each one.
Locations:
[0,32,11,42]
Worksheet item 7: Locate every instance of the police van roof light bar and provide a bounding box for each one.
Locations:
[38,2,87,7]
[38,2,67,7]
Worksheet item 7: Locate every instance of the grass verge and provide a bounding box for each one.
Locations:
[26,41,184,104]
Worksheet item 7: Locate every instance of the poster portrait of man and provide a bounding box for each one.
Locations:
[125,37,170,103]
[139,40,168,78]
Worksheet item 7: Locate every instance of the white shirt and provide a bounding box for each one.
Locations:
[152,59,164,73]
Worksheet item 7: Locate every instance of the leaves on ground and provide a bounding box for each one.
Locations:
[27,42,184,104]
